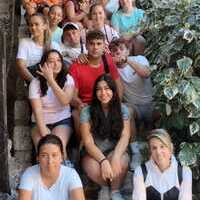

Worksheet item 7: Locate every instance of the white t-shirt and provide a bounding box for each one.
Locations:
[132,156,192,200]
[29,74,74,124]
[60,42,87,65]
[100,24,119,44]
[19,165,83,200]
[17,38,61,67]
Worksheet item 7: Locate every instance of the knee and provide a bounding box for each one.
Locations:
[121,154,130,171]
[82,156,100,178]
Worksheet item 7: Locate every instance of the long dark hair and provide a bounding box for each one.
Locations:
[38,49,67,96]
[90,74,123,140]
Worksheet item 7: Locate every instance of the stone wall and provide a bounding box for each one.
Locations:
[0,0,32,198]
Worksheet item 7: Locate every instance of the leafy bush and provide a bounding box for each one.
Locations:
[138,0,200,182]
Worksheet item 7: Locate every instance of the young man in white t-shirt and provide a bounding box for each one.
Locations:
[60,22,87,66]
[109,38,154,130]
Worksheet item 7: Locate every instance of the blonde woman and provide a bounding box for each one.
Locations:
[16,13,60,83]
[132,129,192,200]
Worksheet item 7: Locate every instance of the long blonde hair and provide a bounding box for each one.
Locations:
[30,13,52,53]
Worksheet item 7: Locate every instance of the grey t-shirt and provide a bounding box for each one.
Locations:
[118,55,153,105]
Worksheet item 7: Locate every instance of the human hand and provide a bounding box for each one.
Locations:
[77,102,87,112]
[111,156,122,178]
[40,126,51,137]
[104,44,111,54]
[112,54,127,66]
[100,159,113,182]
[79,1,90,14]
[37,63,54,82]
[74,53,89,64]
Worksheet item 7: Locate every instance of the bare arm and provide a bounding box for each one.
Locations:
[64,1,88,22]
[30,98,49,137]
[127,58,150,78]
[16,59,33,82]
[48,78,75,106]
[18,189,32,200]
[70,88,86,110]
[81,122,106,162]
[112,119,130,159]
[114,77,124,100]
[70,188,85,200]
[38,64,75,106]
[81,121,113,181]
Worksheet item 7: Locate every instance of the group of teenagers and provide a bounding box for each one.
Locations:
[17,0,192,199]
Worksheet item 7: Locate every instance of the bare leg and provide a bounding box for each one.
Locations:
[81,155,107,186]
[108,153,129,191]
[82,153,129,191]
[52,125,71,159]
[128,106,137,142]
[31,126,47,151]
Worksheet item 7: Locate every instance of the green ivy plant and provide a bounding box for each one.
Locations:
[138,0,200,182]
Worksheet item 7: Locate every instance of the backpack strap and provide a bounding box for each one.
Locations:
[141,163,148,182]
[80,37,84,54]
[177,161,183,186]
[102,54,110,74]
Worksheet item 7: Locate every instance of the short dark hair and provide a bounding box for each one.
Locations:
[109,38,129,52]
[86,30,105,43]
[63,24,78,32]
[37,134,64,156]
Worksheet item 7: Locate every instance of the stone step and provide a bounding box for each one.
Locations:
[13,126,32,151]
[14,100,30,125]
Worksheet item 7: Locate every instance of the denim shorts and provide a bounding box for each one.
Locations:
[31,118,72,130]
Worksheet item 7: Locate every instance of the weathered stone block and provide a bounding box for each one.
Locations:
[13,126,32,151]
[14,100,30,125]
[14,151,32,164]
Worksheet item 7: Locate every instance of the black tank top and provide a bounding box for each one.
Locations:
[141,162,183,200]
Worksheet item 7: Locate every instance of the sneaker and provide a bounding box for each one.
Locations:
[63,159,74,168]
[98,186,110,200]
[111,191,125,200]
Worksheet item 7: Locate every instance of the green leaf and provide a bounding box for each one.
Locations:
[166,103,172,116]
[164,86,178,100]
[164,15,180,26]
[178,80,190,94]
[189,122,200,136]
[177,57,193,74]
[178,143,197,166]
[190,76,200,92]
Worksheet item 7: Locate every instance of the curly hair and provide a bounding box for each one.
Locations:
[38,49,67,96]
[90,74,123,140]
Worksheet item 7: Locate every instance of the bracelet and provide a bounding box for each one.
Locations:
[99,158,107,165]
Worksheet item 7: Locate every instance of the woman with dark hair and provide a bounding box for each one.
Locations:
[80,74,130,200]
[132,129,192,200]
[29,49,75,162]
[19,134,85,200]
